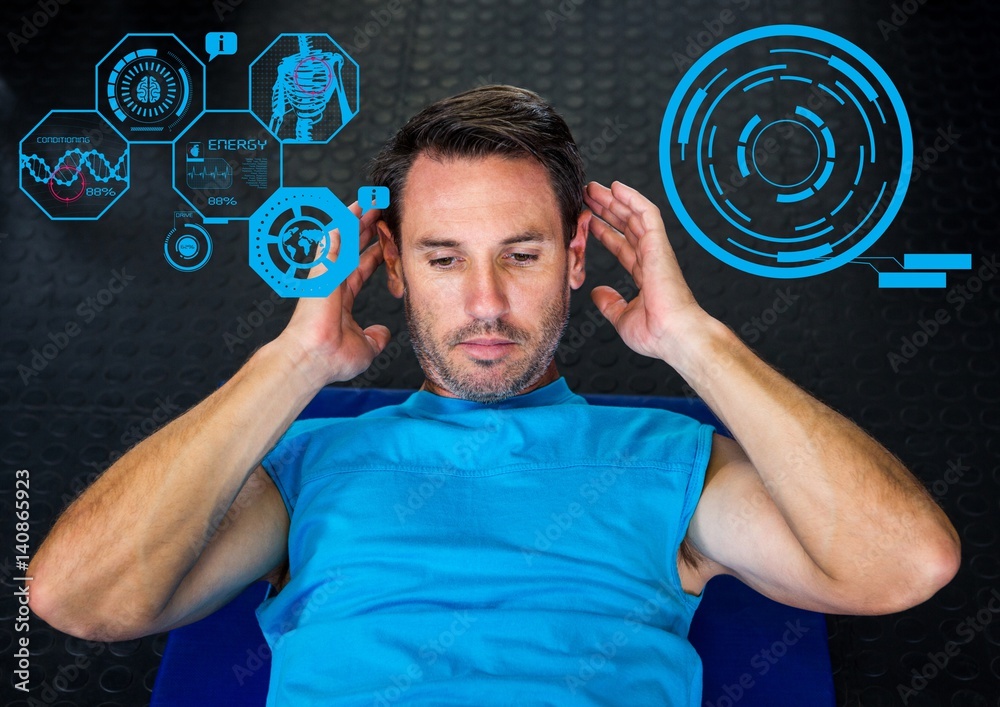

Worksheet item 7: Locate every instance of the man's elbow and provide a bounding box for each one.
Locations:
[920,537,962,602]
[888,537,962,615]
[28,566,152,642]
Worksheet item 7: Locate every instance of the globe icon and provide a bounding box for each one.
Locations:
[280,222,327,265]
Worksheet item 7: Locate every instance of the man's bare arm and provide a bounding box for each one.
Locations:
[27,203,392,641]
[584,180,960,611]
[26,341,318,641]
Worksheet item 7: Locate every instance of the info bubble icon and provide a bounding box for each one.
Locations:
[206,32,237,61]
[359,186,390,215]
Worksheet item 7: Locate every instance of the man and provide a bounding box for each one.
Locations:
[28,85,960,705]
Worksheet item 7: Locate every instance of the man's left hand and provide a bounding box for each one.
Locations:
[584,180,709,362]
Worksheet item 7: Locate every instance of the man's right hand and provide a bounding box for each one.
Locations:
[26,200,396,641]
[277,201,393,388]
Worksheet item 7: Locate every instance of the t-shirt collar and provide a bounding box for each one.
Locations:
[399,376,580,417]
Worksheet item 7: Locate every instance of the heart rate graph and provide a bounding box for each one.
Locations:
[185,160,233,189]
[19,111,130,220]
[185,141,233,190]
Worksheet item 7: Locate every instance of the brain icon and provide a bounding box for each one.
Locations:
[136,75,161,104]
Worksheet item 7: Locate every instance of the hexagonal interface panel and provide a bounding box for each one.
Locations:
[19,110,129,220]
[97,34,204,143]
[172,110,281,221]
[250,34,359,144]
[249,187,359,297]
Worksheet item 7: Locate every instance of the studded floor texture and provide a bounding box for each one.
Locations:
[1,0,998,705]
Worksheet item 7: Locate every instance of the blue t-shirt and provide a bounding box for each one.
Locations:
[256,376,715,706]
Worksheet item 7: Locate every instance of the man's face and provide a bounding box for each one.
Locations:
[378,153,589,403]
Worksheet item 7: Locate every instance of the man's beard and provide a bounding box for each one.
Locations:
[403,269,571,404]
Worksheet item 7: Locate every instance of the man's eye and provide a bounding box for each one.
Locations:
[508,253,539,264]
[429,257,456,268]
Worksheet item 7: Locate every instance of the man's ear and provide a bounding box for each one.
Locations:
[377,220,405,298]
[567,209,592,291]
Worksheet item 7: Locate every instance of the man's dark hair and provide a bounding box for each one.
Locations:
[367,84,586,250]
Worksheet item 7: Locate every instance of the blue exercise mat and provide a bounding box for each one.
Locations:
[151,387,835,706]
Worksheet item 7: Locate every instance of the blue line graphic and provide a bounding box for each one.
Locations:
[769,47,828,60]
[778,242,833,262]
[903,254,972,270]
[795,217,827,231]
[879,272,947,288]
[725,199,752,222]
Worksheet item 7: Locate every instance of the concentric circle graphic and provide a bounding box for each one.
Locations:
[660,25,913,278]
[113,55,183,123]
[164,223,212,272]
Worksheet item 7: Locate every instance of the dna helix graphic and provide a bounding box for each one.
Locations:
[20,148,130,186]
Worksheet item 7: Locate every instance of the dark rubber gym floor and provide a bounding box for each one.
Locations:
[1,0,998,705]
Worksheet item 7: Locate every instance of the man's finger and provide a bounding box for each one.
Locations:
[584,183,630,236]
[363,324,392,356]
[609,180,666,240]
[585,186,644,249]
[342,242,385,312]
[358,208,382,251]
[590,285,628,329]
[589,215,637,276]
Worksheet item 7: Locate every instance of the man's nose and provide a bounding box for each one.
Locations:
[464,263,509,321]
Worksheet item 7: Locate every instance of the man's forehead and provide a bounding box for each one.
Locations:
[398,153,562,246]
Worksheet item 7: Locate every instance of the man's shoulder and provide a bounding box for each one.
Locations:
[569,399,712,427]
